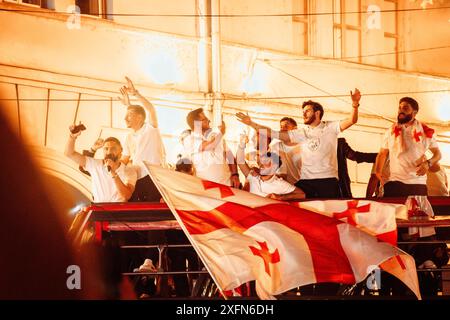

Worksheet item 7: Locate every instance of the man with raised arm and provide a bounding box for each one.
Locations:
[118,77,166,201]
[185,108,240,188]
[236,134,305,201]
[64,125,137,202]
[375,97,441,197]
[236,89,361,198]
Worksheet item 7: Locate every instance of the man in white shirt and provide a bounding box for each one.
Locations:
[274,117,302,184]
[185,108,240,188]
[64,125,137,202]
[375,97,442,298]
[236,134,305,200]
[375,97,442,197]
[236,89,361,198]
[118,77,166,201]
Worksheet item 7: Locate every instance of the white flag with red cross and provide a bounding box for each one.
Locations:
[144,164,420,300]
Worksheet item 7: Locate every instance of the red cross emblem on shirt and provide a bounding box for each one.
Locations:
[333,200,371,226]
[392,126,402,137]
[201,180,234,199]
[413,129,422,142]
[249,241,280,276]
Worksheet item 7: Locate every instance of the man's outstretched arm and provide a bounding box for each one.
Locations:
[235,112,292,144]
[64,125,86,168]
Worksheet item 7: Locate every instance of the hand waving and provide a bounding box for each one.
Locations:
[236,112,252,126]
[350,88,361,105]
[125,76,138,95]
[118,86,130,106]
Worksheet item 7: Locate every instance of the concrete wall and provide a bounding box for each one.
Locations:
[1,1,449,198]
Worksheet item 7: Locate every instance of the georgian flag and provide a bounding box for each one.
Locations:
[144,163,420,299]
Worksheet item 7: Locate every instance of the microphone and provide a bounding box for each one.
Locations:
[107,165,111,172]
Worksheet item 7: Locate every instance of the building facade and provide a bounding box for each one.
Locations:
[1,0,449,199]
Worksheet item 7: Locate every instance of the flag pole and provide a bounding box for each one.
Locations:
[144,163,230,300]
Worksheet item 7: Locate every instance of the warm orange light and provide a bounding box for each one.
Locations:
[241,61,268,96]
[141,49,182,86]
[437,94,450,121]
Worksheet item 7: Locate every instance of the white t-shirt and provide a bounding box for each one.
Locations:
[288,121,341,180]
[382,121,438,185]
[187,130,231,186]
[123,123,166,179]
[245,141,288,178]
[85,157,138,202]
[247,174,296,197]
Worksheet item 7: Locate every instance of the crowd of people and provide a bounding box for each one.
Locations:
[64,77,449,298]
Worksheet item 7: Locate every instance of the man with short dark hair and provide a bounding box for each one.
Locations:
[280,117,297,129]
[64,125,137,202]
[118,77,166,201]
[275,117,302,184]
[375,97,442,297]
[375,97,441,197]
[236,89,361,198]
[184,108,240,187]
[237,134,305,201]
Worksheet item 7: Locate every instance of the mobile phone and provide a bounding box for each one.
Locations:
[70,124,86,134]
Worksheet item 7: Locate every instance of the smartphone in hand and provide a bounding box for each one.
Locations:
[70,123,86,134]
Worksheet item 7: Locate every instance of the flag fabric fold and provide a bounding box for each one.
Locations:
[144,163,421,299]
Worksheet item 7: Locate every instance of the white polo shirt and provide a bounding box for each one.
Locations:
[123,123,166,179]
[382,121,438,185]
[85,157,138,202]
[288,121,341,180]
[247,174,296,197]
[187,130,231,186]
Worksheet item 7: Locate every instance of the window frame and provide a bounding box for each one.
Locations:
[4,0,42,7]
[383,0,399,69]
[292,0,310,56]
[332,0,363,63]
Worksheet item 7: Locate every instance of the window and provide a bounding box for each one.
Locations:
[292,0,310,55]
[381,0,399,69]
[76,0,108,18]
[333,0,362,63]
[5,0,42,6]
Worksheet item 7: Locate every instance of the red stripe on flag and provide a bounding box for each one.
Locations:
[176,202,356,284]
[376,230,397,246]
[396,255,407,270]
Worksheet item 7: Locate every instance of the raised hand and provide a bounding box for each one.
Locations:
[69,122,84,138]
[91,138,105,151]
[125,76,138,95]
[236,112,252,126]
[350,88,361,105]
[118,86,130,106]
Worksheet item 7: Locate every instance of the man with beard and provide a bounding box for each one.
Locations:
[64,125,137,202]
[236,89,361,198]
[374,97,441,197]
[374,97,442,297]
